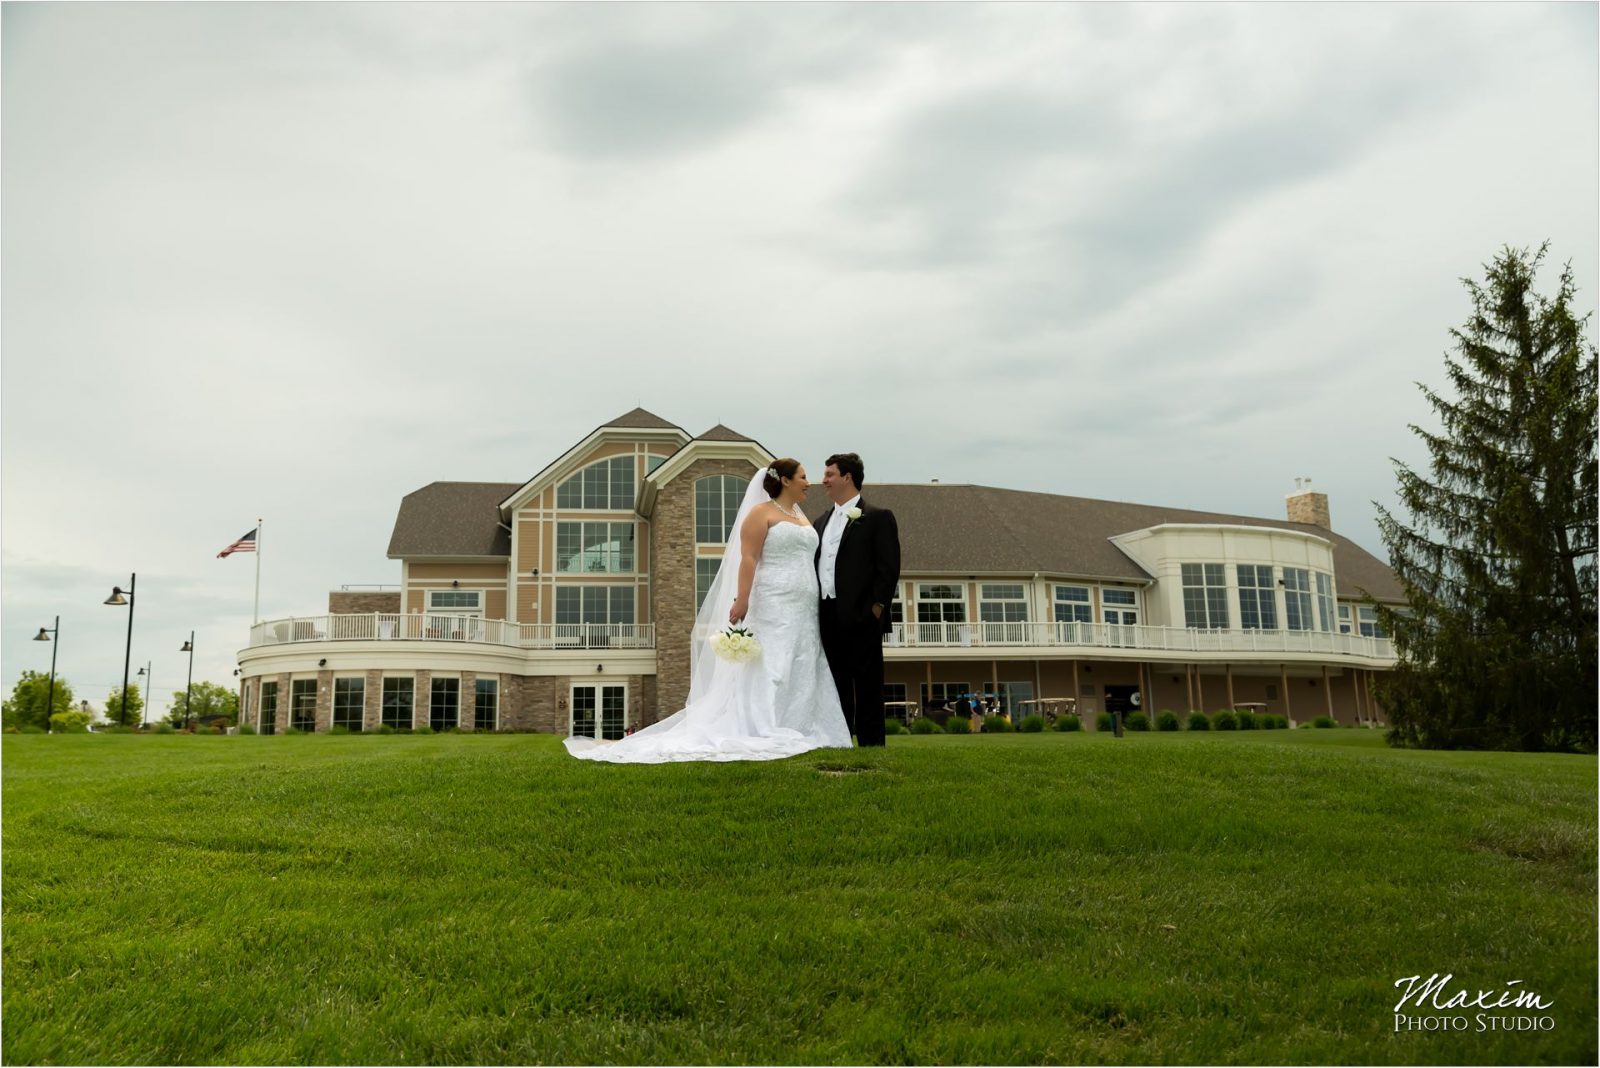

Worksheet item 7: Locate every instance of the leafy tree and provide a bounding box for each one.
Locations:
[104,684,144,728]
[1375,244,1597,751]
[49,710,92,733]
[166,682,239,728]
[2,671,75,731]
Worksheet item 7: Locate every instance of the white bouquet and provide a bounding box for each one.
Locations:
[710,625,762,663]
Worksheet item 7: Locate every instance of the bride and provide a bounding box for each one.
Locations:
[564,459,853,762]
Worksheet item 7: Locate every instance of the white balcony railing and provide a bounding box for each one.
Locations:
[248,614,655,651]
[885,621,1394,661]
[247,614,1391,662]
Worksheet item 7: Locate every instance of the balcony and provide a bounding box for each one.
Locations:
[248,614,654,651]
[885,621,1394,664]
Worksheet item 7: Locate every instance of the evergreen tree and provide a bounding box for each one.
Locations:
[1374,244,1597,751]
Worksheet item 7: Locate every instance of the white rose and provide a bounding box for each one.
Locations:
[846,507,863,521]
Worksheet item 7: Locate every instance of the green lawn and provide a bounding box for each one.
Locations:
[3,730,1594,1065]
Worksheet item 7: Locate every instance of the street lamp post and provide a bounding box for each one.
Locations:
[137,663,152,728]
[180,633,195,730]
[104,575,136,727]
[32,617,59,732]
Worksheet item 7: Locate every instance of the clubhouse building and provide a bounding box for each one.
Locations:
[235,408,1401,735]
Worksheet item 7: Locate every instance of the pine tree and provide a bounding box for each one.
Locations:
[1374,244,1597,751]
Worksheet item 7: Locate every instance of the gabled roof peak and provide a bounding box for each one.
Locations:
[605,407,684,431]
[696,423,754,442]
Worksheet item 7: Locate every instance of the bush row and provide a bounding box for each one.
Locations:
[895,710,1327,734]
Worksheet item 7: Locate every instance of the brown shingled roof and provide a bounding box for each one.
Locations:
[605,407,684,431]
[802,483,1402,601]
[387,482,518,558]
[696,424,754,442]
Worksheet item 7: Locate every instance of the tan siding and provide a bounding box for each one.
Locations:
[486,590,507,619]
[408,563,507,581]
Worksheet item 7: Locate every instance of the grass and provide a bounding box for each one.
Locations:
[3,730,1594,1065]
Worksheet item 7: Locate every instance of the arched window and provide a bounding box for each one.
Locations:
[557,456,635,510]
[695,475,746,544]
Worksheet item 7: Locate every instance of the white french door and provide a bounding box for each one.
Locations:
[569,683,628,740]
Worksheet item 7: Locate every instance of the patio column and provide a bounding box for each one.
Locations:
[1225,663,1236,712]
[1280,664,1292,726]
[1322,665,1334,721]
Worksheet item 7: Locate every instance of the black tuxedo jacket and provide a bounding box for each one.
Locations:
[814,499,902,635]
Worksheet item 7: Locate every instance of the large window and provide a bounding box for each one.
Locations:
[555,586,636,625]
[1358,606,1388,638]
[475,679,498,731]
[430,678,459,731]
[1283,567,1313,631]
[1181,564,1229,629]
[1315,573,1335,633]
[259,681,278,735]
[1054,586,1092,624]
[1338,605,1352,634]
[1236,565,1278,630]
[979,583,1028,642]
[427,590,482,612]
[919,681,971,711]
[557,456,635,511]
[382,678,414,729]
[695,475,747,544]
[333,677,364,731]
[290,679,317,731]
[556,522,635,573]
[696,557,721,609]
[916,583,966,641]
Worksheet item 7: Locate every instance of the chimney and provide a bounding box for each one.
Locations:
[1286,476,1331,528]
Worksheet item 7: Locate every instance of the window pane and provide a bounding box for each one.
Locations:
[430,678,459,731]
[571,687,596,738]
[1055,586,1089,603]
[696,557,721,609]
[333,677,364,731]
[1102,589,1137,606]
[555,587,580,625]
[382,678,413,729]
[475,679,498,731]
[601,685,626,740]
[609,457,634,510]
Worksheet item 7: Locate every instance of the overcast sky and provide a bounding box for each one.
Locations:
[3,3,1595,717]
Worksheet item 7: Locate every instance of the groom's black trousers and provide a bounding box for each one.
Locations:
[820,606,887,747]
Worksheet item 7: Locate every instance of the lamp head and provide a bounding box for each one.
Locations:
[104,587,129,606]
[33,628,51,642]
[180,640,193,652]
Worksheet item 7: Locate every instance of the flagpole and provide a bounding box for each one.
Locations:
[254,517,262,624]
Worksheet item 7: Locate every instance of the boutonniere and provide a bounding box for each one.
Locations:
[845,507,863,523]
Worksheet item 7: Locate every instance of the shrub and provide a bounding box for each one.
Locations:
[415,725,434,735]
[981,715,1014,733]
[5,726,18,734]
[1095,712,1113,732]
[19,725,46,734]
[283,726,304,735]
[1267,715,1286,730]
[1053,714,1082,732]
[909,717,941,734]
[943,715,971,734]
[238,723,257,735]
[1235,711,1257,730]
[1125,712,1150,731]
[1019,715,1046,733]
[1188,711,1211,731]
[1311,715,1337,729]
[377,723,396,735]
[154,722,176,734]
[328,725,350,736]
[884,718,906,735]
[49,710,92,733]
[1213,710,1238,731]
[1156,710,1181,732]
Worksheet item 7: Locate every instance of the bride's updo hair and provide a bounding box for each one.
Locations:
[763,458,801,499]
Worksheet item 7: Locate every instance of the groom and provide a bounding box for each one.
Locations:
[815,452,902,747]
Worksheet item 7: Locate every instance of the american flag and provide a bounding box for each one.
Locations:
[218,528,258,558]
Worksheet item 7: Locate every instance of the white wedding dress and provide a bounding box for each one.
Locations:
[564,475,853,763]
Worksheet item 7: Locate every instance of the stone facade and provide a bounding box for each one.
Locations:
[651,457,760,719]
[1286,490,1331,529]
[413,670,431,730]
[363,670,383,731]
[502,674,561,732]
[459,671,477,731]
[327,591,403,614]
[314,670,333,732]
